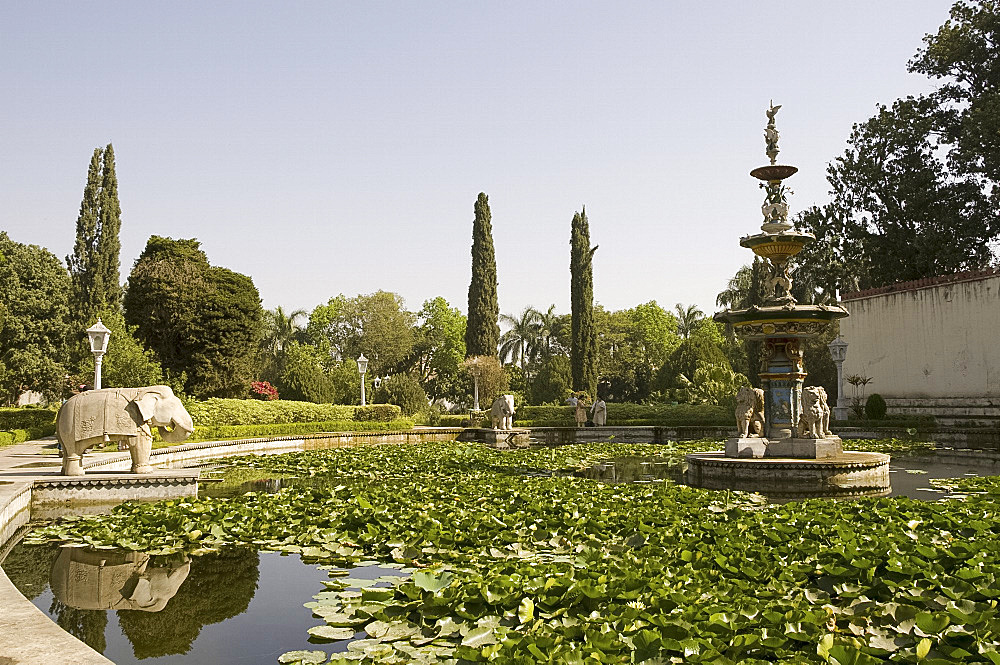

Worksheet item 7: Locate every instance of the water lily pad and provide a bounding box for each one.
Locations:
[307,625,356,641]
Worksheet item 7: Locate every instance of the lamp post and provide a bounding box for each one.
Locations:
[828,336,849,421]
[86,319,111,390]
[357,354,368,406]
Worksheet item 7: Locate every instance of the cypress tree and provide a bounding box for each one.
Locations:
[67,143,122,324]
[96,144,122,310]
[570,208,598,396]
[67,148,102,323]
[465,192,499,358]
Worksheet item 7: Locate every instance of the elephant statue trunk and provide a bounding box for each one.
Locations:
[57,385,195,476]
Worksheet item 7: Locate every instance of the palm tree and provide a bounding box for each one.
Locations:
[262,306,308,359]
[674,303,704,339]
[716,264,753,310]
[535,304,568,357]
[499,307,544,371]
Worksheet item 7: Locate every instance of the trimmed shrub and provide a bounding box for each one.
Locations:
[0,422,57,447]
[165,418,414,443]
[0,407,57,431]
[373,376,427,416]
[865,394,888,420]
[184,399,402,426]
[354,405,403,422]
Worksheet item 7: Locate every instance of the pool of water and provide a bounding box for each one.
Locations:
[1,543,402,665]
[575,452,997,501]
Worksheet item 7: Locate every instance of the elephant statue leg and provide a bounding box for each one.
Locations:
[61,450,85,476]
[129,430,155,474]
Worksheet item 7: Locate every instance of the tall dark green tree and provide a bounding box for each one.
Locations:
[465,193,499,358]
[570,208,598,396]
[67,144,122,326]
[124,236,264,398]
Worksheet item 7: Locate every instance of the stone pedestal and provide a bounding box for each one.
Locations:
[456,428,531,449]
[764,436,843,459]
[725,436,843,459]
[725,437,768,458]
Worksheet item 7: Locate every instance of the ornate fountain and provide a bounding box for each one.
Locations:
[686,103,890,497]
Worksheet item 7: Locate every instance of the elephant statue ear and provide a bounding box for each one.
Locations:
[134,390,161,423]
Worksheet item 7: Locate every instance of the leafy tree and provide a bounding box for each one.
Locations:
[803,2,1000,291]
[656,330,731,397]
[465,193,499,358]
[826,96,994,288]
[909,0,1000,194]
[307,291,415,377]
[461,355,508,408]
[570,209,598,396]
[373,374,427,415]
[67,144,122,327]
[124,236,263,398]
[0,232,71,402]
[96,308,164,388]
[530,354,572,405]
[676,362,750,409]
[409,297,466,403]
[278,342,337,403]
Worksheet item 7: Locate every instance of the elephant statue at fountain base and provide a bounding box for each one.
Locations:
[57,386,194,476]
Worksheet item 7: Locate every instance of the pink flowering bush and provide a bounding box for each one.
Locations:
[250,381,279,401]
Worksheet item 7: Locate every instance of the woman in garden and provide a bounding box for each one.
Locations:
[591,397,607,426]
[574,396,588,427]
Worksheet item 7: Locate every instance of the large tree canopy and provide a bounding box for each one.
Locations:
[307,291,415,377]
[793,2,1000,294]
[0,232,71,402]
[124,236,263,398]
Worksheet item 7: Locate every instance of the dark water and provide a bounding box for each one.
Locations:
[1,544,398,665]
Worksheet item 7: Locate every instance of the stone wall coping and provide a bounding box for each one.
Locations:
[841,268,999,301]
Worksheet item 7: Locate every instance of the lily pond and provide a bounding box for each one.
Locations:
[6,439,1000,664]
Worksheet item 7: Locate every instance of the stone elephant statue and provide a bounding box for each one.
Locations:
[490,394,515,430]
[57,385,194,476]
[50,547,190,612]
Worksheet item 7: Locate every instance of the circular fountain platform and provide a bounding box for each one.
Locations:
[685,451,890,498]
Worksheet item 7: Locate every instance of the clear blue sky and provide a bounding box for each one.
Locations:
[2,1,949,321]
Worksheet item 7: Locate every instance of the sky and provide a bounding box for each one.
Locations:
[2,1,951,322]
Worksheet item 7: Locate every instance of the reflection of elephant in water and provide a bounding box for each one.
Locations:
[490,394,515,430]
[57,385,194,476]
[50,548,190,612]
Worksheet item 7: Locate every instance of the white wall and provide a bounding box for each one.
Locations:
[841,275,1000,399]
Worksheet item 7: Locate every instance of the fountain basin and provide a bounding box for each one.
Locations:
[685,451,890,497]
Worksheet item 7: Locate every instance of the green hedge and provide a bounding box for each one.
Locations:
[0,407,57,431]
[515,403,729,427]
[157,419,415,444]
[0,423,57,447]
[185,399,401,426]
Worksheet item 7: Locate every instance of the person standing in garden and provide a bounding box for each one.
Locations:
[591,397,607,426]
[574,396,588,428]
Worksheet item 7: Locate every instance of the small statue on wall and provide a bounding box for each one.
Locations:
[735,386,766,438]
